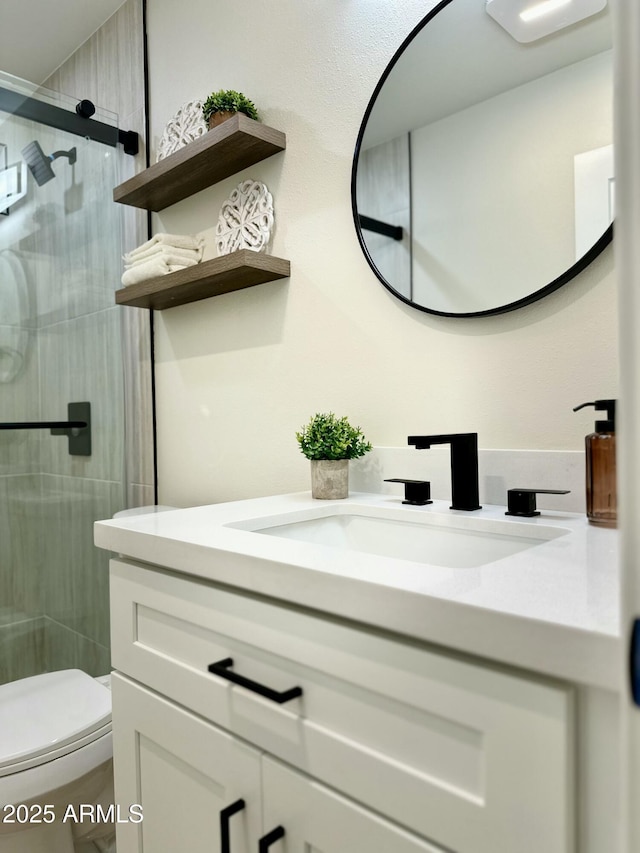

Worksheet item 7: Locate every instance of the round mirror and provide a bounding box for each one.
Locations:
[352,0,613,317]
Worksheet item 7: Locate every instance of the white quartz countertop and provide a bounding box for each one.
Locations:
[94,492,620,691]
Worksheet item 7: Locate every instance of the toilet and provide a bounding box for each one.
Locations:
[0,669,114,852]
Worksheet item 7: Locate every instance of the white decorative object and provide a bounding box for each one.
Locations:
[156,100,207,162]
[216,180,274,256]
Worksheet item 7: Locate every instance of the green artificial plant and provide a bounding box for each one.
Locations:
[202,90,259,123]
[296,413,372,461]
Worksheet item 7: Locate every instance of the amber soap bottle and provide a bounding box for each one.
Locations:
[573,400,617,528]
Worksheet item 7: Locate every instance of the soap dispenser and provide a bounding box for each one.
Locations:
[573,400,617,527]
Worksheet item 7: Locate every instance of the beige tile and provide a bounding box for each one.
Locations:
[41,0,153,511]
[43,617,78,673]
[43,618,111,676]
[44,0,144,120]
[0,321,42,476]
[29,132,122,327]
[128,483,155,508]
[99,0,145,120]
[122,306,155,490]
[41,475,124,649]
[1,472,122,675]
[0,478,10,607]
[0,617,45,685]
[75,632,111,677]
[0,476,45,618]
[0,0,149,693]
[37,307,125,482]
[5,475,46,617]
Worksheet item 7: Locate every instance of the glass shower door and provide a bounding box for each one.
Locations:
[0,72,126,684]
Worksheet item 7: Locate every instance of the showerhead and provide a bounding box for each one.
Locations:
[21,141,77,187]
[21,140,54,186]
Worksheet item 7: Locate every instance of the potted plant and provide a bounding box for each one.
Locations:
[296,412,372,499]
[202,90,259,129]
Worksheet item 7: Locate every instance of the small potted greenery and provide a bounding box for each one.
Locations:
[296,412,372,499]
[202,90,259,129]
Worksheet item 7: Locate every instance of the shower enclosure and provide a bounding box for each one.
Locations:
[0,71,128,685]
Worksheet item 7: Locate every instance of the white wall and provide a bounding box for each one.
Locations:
[411,51,612,313]
[146,0,618,508]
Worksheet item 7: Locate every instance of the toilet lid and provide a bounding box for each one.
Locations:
[0,669,111,770]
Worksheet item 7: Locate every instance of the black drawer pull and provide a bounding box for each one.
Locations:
[207,658,303,705]
[220,799,245,853]
[259,825,285,852]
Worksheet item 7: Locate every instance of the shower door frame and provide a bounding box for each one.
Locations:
[0,85,138,155]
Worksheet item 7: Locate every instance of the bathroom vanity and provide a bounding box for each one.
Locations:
[94,493,620,853]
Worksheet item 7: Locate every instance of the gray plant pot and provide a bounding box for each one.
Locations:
[310,459,349,500]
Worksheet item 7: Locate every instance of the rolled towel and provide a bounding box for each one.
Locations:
[124,232,203,261]
[124,244,202,266]
[121,257,196,287]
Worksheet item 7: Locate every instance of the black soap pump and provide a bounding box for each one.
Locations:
[573,400,617,527]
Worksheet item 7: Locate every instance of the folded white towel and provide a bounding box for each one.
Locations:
[121,257,194,287]
[124,232,203,261]
[124,251,201,271]
[124,244,202,266]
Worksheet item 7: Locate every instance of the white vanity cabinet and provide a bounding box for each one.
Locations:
[260,757,448,853]
[111,673,446,853]
[109,557,575,853]
[111,673,262,853]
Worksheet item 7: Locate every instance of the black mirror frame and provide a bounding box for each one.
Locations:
[350,0,614,319]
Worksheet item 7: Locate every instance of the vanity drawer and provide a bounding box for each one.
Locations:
[110,558,574,853]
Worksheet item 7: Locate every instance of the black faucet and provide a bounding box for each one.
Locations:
[407,433,481,511]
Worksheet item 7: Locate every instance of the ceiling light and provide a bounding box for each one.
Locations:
[520,0,572,23]
[486,0,607,43]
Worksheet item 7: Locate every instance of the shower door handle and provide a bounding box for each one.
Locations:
[0,401,91,456]
[0,420,87,429]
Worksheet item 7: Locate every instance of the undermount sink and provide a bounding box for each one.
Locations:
[232,506,570,569]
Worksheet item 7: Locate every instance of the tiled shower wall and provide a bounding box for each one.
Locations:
[45,0,153,510]
[0,117,127,680]
[0,98,44,681]
[0,0,150,682]
[42,0,151,676]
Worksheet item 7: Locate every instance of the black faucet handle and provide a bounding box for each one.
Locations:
[384,478,432,506]
[505,488,570,517]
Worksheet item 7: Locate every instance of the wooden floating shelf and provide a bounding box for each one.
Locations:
[115,250,290,310]
[113,114,286,212]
